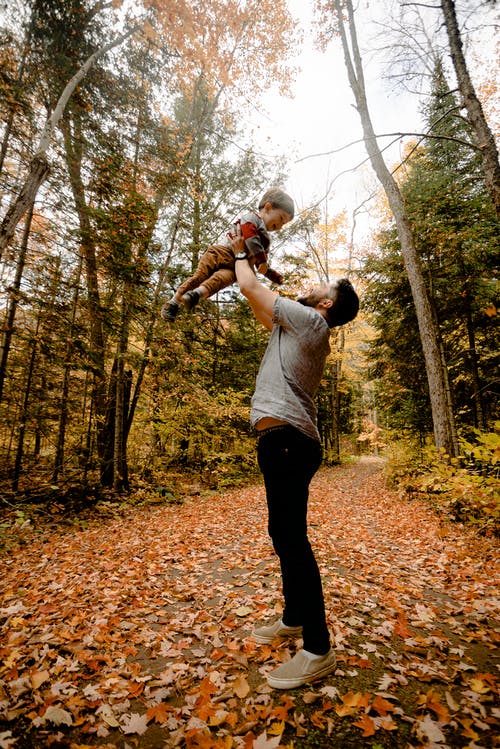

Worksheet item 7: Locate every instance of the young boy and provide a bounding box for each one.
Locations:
[161,187,294,322]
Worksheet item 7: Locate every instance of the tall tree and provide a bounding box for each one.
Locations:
[316,0,458,456]
[362,61,498,436]
[440,0,500,215]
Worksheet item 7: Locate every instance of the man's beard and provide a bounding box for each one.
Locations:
[297,290,321,307]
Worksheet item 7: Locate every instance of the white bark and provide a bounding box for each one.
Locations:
[335,0,457,455]
[0,25,138,257]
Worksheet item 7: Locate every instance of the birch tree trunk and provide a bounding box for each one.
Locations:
[334,0,457,456]
[440,0,500,216]
[0,27,137,258]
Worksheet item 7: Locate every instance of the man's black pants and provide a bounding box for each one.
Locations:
[257,425,330,655]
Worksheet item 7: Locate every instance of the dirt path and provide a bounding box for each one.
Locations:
[0,457,498,748]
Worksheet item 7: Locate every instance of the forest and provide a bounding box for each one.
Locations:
[0,0,498,512]
[0,3,499,748]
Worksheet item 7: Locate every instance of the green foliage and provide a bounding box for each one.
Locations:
[362,60,499,439]
[387,425,500,533]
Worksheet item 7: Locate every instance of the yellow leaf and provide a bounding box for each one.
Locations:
[235,605,253,617]
[208,709,228,726]
[267,720,285,736]
[31,670,50,689]
[470,677,490,694]
[233,674,250,698]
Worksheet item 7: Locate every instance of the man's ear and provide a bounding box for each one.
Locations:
[319,298,333,310]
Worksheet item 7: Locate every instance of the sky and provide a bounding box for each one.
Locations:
[246,0,497,238]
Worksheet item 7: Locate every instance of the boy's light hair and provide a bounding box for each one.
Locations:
[259,187,294,219]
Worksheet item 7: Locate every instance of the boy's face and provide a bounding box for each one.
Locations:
[261,202,292,232]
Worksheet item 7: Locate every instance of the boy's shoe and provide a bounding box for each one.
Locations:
[267,648,337,690]
[251,619,303,644]
[182,290,201,311]
[161,301,179,322]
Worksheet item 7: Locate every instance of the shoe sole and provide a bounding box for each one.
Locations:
[267,661,336,689]
[251,629,302,645]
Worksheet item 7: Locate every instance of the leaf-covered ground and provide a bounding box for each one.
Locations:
[1,457,498,749]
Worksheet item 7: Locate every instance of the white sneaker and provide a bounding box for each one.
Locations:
[251,619,303,644]
[267,648,337,689]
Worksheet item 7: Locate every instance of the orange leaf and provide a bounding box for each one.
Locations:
[353,713,377,737]
[371,695,395,716]
[146,702,172,724]
[393,613,412,638]
[31,670,50,689]
[233,674,250,698]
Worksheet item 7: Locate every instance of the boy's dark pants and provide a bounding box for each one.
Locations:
[257,425,330,655]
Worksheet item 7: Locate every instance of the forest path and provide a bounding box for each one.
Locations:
[0,457,498,748]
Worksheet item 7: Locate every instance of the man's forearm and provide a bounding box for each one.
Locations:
[235,257,260,296]
[235,258,276,331]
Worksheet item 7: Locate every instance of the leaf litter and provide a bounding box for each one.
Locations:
[0,457,498,748]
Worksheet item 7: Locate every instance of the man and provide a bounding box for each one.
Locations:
[230,226,359,690]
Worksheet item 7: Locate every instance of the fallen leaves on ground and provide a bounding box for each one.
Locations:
[0,457,498,748]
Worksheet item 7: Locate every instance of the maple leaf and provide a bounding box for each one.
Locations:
[96,703,120,727]
[30,670,50,689]
[267,720,285,737]
[120,712,148,735]
[335,691,370,717]
[233,674,250,698]
[371,695,395,716]
[35,705,73,727]
[416,713,446,743]
[418,689,450,722]
[252,731,281,749]
[302,691,321,704]
[470,676,491,694]
[269,695,295,722]
[458,717,480,740]
[353,712,377,737]
[393,613,412,639]
[208,709,229,727]
[145,701,172,724]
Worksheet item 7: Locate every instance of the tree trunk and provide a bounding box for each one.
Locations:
[463,285,486,430]
[330,356,341,463]
[335,0,457,456]
[113,302,130,492]
[0,204,34,403]
[0,27,138,258]
[0,155,50,256]
[60,114,110,483]
[441,0,500,216]
[12,318,39,491]
[53,255,84,483]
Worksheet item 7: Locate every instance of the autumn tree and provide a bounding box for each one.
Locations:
[315,0,458,457]
[0,0,300,491]
[440,0,500,215]
[362,61,499,437]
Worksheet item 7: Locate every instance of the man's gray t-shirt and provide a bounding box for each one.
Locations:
[250,297,331,442]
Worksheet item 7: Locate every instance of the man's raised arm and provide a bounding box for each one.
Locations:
[230,231,277,332]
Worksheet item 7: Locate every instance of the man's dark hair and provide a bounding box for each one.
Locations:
[325,278,359,328]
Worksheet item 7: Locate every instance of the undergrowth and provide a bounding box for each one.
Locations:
[385,423,500,534]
